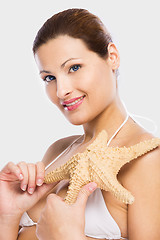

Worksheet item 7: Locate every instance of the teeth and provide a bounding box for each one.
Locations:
[65,96,84,107]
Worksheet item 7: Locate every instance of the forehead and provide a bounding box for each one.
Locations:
[36,36,90,59]
[35,35,101,67]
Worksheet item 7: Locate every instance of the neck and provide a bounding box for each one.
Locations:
[82,94,128,144]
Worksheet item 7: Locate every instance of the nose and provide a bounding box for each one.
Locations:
[56,76,73,99]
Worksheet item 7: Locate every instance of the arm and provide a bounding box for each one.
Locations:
[123,146,160,239]
[0,215,21,240]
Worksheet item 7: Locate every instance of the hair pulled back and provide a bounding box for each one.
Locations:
[33,8,113,59]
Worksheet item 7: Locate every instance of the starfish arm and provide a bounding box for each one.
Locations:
[44,171,69,183]
[101,174,134,204]
[44,154,79,183]
[105,138,160,173]
[44,167,69,183]
[65,176,90,204]
[89,153,134,204]
[65,154,90,204]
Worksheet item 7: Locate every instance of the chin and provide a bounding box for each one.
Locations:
[68,119,85,126]
[67,116,89,126]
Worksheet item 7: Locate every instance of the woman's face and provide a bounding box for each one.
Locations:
[35,35,118,125]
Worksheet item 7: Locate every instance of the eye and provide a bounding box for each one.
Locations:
[69,64,81,73]
[43,75,56,82]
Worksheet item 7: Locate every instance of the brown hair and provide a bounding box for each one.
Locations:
[32,8,113,59]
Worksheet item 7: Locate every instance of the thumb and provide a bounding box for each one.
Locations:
[75,182,97,207]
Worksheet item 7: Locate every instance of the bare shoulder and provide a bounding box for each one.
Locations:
[42,134,82,167]
[119,132,160,185]
[120,132,160,180]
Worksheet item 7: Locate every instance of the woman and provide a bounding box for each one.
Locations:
[0,8,160,240]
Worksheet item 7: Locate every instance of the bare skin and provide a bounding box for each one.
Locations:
[1,35,160,240]
[18,116,158,239]
[1,116,160,240]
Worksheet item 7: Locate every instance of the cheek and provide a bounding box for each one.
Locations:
[45,85,57,104]
[78,69,99,92]
[83,67,109,94]
[89,68,116,103]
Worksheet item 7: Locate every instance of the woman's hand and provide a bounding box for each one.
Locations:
[0,161,57,218]
[36,182,97,240]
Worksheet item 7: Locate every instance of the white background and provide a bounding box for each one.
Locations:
[0,0,160,169]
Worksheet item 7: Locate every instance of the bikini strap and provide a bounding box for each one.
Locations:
[122,100,158,134]
[45,135,82,170]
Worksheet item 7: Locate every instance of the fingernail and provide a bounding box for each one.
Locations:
[19,174,23,180]
[28,188,34,194]
[87,182,97,191]
[22,185,27,191]
[36,179,43,186]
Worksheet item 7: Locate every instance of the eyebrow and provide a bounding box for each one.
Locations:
[39,58,79,74]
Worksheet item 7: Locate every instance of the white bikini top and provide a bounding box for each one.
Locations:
[19,110,157,239]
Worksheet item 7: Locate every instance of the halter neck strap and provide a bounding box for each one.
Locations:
[107,113,129,147]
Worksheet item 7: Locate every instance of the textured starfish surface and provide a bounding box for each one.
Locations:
[44,130,160,204]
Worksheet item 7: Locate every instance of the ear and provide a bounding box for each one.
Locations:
[107,42,120,71]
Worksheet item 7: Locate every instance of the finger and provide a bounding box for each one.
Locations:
[35,182,60,203]
[75,182,97,207]
[1,162,23,181]
[27,163,36,194]
[17,162,29,191]
[47,193,64,204]
[36,162,45,187]
[44,193,64,210]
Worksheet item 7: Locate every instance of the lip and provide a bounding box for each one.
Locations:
[62,95,85,105]
[64,96,85,111]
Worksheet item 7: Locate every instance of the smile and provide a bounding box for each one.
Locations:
[65,96,85,106]
[63,95,85,111]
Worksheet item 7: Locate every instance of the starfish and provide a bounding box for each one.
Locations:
[44,130,160,204]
